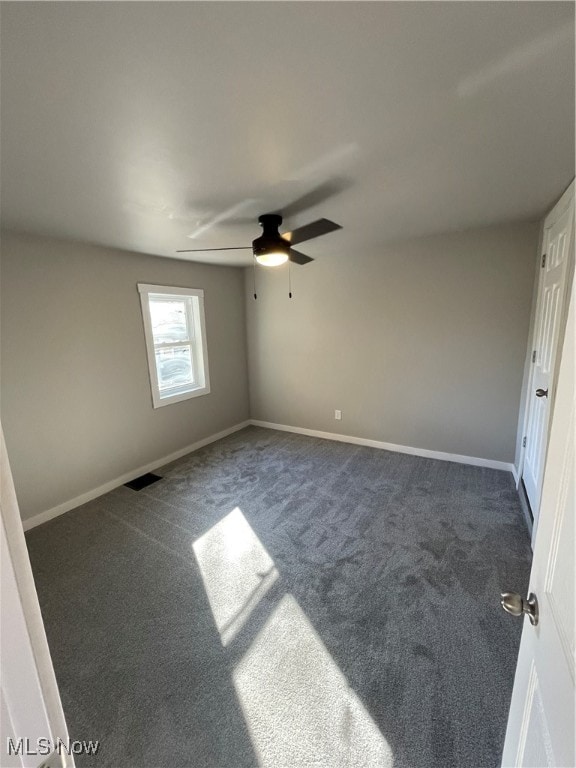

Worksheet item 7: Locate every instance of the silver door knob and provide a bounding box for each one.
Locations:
[535,388,548,398]
[500,592,539,626]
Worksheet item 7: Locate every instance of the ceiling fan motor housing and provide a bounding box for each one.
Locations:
[252,213,290,258]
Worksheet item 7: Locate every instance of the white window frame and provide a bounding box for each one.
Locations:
[138,284,210,408]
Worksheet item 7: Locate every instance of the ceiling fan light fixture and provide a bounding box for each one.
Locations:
[252,213,291,267]
[255,250,289,267]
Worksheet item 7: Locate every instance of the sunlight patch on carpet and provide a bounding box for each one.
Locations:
[233,594,393,768]
[193,507,279,646]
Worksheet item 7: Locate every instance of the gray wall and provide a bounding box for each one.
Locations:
[1,222,539,522]
[1,232,250,521]
[246,222,539,464]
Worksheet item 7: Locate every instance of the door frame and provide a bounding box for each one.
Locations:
[516,179,575,536]
[0,425,73,767]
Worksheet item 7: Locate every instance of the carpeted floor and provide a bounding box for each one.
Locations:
[26,426,532,768]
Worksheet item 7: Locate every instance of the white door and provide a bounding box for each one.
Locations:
[522,181,574,526]
[501,277,575,767]
[0,427,73,768]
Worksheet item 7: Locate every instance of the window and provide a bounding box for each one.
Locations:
[138,284,210,408]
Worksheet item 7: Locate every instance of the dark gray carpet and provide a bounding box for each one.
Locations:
[26,426,532,768]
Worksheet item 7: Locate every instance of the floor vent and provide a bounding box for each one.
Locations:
[124,473,162,491]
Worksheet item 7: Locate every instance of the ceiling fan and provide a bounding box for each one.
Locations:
[176,213,342,267]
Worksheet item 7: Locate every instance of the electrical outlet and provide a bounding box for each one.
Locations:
[334,409,342,420]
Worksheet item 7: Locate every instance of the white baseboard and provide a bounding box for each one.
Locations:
[22,421,251,531]
[510,463,520,486]
[250,419,516,474]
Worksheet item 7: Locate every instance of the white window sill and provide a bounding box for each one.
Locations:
[152,385,211,409]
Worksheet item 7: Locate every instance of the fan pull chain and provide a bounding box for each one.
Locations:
[288,260,293,299]
[252,257,257,300]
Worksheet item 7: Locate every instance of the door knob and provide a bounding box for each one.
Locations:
[535,388,548,398]
[500,592,539,626]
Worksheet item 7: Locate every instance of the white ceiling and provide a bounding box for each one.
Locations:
[1,2,574,266]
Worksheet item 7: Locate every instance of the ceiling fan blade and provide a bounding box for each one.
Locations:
[289,249,314,265]
[280,178,351,219]
[176,246,252,253]
[287,218,342,246]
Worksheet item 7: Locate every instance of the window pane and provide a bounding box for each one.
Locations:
[155,346,194,391]
[150,299,189,344]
